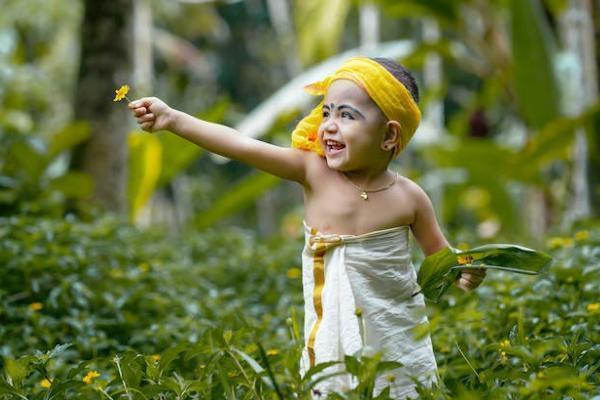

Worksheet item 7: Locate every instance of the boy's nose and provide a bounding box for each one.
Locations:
[323,119,338,133]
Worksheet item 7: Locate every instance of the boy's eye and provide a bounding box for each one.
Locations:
[322,110,330,118]
[341,111,354,119]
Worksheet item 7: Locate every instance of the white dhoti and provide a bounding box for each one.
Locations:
[300,221,438,399]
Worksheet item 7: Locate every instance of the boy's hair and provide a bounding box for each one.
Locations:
[371,57,419,104]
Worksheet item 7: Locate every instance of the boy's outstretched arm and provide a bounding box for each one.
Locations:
[129,97,308,184]
[409,184,486,291]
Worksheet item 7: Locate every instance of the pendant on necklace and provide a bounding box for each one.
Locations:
[360,191,368,200]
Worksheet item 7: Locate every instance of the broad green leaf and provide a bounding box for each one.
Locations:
[422,140,520,230]
[48,172,93,199]
[416,244,552,302]
[4,356,33,388]
[511,102,600,182]
[230,347,274,389]
[301,361,341,384]
[194,171,280,229]
[295,0,350,65]
[155,98,229,187]
[510,0,559,129]
[47,121,90,160]
[7,140,46,181]
[373,0,459,26]
[156,132,202,188]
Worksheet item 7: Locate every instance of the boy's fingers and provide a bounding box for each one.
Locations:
[140,121,154,131]
[133,107,147,116]
[129,97,153,109]
[137,113,154,123]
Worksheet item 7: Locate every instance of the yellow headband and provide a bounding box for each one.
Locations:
[291,57,421,157]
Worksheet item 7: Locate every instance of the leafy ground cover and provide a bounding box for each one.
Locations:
[0,215,598,399]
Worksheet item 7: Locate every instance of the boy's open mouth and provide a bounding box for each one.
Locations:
[326,139,345,153]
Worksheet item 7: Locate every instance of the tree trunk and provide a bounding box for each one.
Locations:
[71,0,133,215]
[558,0,596,225]
[359,1,380,52]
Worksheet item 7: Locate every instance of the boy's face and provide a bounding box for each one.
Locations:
[319,79,388,171]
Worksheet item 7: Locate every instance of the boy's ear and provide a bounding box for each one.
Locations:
[381,120,401,152]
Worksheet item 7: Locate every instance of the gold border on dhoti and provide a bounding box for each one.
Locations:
[307,239,326,368]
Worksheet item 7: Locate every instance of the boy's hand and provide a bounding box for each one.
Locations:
[128,97,174,133]
[455,268,486,291]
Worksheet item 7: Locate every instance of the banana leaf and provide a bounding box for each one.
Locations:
[414,244,552,302]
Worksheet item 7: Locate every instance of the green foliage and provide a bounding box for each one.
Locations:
[1,215,599,398]
[0,124,92,216]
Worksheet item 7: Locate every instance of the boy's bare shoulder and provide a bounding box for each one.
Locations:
[302,151,333,186]
[395,175,432,210]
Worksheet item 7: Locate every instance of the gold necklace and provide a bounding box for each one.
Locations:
[340,171,398,200]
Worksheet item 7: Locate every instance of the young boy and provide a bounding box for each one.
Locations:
[129,57,486,398]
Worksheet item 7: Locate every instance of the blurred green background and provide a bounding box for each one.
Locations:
[0,0,599,398]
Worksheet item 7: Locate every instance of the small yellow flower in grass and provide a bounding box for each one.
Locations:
[40,378,53,388]
[83,370,101,384]
[287,267,301,279]
[546,237,574,249]
[500,339,510,348]
[457,255,474,265]
[28,302,43,311]
[113,85,131,102]
[150,354,161,362]
[575,230,589,241]
[266,349,279,356]
[500,351,507,363]
[587,303,600,313]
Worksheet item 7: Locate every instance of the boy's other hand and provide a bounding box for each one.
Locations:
[455,268,486,291]
[128,97,173,133]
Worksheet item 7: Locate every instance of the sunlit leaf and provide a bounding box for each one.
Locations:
[127,132,162,220]
[510,0,560,129]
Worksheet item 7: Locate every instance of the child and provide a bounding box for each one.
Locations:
[129,57,486,398]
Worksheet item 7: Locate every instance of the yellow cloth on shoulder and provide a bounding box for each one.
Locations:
[291,57,421,157]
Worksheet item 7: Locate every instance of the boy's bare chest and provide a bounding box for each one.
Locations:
[303,178,415,235]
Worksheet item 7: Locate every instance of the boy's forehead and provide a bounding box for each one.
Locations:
[323,79,372,106]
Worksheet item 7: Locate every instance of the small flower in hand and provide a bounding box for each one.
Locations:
[113,85,131,102]
[455,268,486,291]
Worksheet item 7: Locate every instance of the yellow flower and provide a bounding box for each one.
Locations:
[574,230,589,241]
[150,354,161,362]
[546,237,574,249]
[287,267,301,279]
[40,378,53,388]
[28,302,43,311]
[83,370,101,384]
[113,85,130,102]
[500,339,510,348]
[587,303,600,313]
[457,255,474,265]
[266,349,279,356]
[500,351,507,363]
